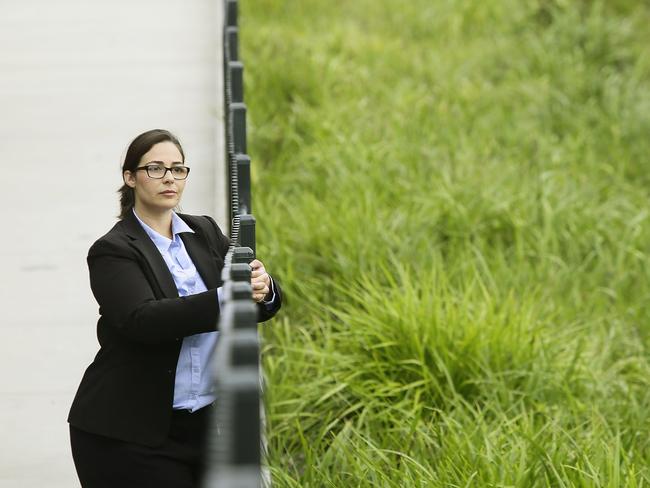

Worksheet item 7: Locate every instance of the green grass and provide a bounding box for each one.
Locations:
[240,0,650,485]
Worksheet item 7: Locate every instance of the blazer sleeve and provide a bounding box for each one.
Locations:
[88,237,219,345]
[257,277,282,322]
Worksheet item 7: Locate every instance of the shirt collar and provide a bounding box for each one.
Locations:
[132,208,194,252]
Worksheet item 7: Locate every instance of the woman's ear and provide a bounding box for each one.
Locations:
[123,171,136,189]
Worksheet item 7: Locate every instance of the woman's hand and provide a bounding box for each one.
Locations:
[250,259,271,303]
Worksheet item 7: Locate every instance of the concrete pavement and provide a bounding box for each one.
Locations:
[0,2,225,485]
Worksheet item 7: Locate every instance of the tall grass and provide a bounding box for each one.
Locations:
[241,0,650,485]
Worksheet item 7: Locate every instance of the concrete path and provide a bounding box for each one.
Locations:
[0,2,225,486]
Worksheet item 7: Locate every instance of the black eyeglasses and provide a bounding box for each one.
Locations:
[135,164,190,180]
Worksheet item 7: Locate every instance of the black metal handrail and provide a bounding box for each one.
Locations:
[202,1,263,486]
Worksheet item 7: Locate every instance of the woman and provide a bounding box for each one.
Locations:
[68,129,281,487]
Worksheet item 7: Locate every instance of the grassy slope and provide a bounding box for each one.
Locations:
[241,0,650,486]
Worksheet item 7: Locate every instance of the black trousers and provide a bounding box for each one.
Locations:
[70,406,213,488]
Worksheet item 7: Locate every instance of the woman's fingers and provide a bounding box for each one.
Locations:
[251,267,267,279]
[253,292,269,302]
[252,274,270,286]
[252,280,270,302]
[249,260,271,302]
[252,282,269,292]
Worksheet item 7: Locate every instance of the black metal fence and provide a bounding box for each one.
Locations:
[202,1,263,486]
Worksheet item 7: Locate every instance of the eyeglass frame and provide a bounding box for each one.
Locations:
[134,163,191,180]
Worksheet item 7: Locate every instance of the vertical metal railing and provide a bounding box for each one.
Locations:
[202,1,263,486]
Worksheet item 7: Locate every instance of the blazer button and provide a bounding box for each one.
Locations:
[167,369,173,374]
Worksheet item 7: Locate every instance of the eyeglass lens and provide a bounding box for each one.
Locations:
[145,165,190,179]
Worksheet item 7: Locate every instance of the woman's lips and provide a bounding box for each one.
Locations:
[160,190,177,196]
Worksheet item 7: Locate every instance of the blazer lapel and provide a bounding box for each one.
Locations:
[121,211,179,298]
[180,229,220,290]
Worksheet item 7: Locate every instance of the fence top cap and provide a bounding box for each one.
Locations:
[223,280,252,300]
[228,262,251,280]
[232,247,254,263]
[221,263,251,283]
[224,280,252,290]
[220,300,258,332]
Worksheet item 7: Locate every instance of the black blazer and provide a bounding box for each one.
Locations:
[68,211,281,447]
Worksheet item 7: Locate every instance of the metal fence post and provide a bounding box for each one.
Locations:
[231,102,247,154]
[226,26,239,62]
[225,0,238,27]
[239,215,256,256]
[204,372,262,487]
[236,154,251,215]
[229,61,244,103]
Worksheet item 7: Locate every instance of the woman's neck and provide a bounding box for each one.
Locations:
[133,205,173,239]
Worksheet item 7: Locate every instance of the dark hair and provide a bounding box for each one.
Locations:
[118,129,185,219]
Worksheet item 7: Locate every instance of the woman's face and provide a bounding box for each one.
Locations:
[124,141,187,215]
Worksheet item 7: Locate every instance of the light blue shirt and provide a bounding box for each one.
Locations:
[133,209,219,412]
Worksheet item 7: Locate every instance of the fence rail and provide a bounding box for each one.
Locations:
[202,1,263,486]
